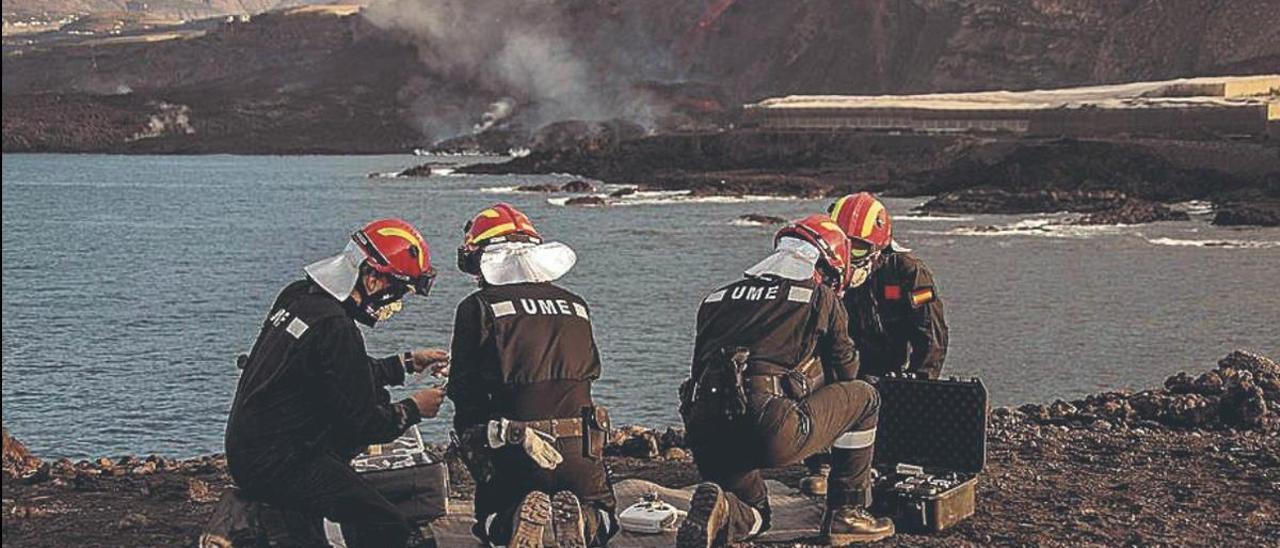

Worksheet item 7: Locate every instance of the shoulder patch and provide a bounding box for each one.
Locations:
[909,287,936,307]
[787,286,814,303]
[572,302,590,320]
[704,289,727,303]
[285,317,309,339]
[490,301,517,317]
[883,285,902,301]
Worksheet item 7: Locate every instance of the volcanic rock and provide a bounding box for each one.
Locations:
[919,189,1189,225]
[514,184,560,192]
[1026,350,1280,430]
[560,180,596,193]
[393,163,441,178]
[608,187,637,198]
[1213,201,1280,227]
[736,214,788,225]
[564,196,607,207]
[2,427,42,479]
[1075,198,1190,225]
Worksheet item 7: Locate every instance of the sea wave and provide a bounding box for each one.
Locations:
[894,214,975,222]
[548,190,808,207]
[1144,237,1280,249]
[728,218,776,227]
[1171,200,1215,216]
[938,218,1122,239]
[480,186,521,194]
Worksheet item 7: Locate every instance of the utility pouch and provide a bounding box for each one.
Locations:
[782,357,822,400]
[452,427,495,484]
[582,406,611,460]
[690,347,752,423]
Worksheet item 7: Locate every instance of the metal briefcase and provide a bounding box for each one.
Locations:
[869,374,988,533]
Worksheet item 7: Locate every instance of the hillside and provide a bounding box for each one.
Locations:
[3,0,1279,153]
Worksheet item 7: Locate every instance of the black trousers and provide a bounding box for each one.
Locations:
[474,437,618,546]
[686,379,880,542]
[232,452,411,548]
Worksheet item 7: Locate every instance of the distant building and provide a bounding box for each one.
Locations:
[744,75,1279,139]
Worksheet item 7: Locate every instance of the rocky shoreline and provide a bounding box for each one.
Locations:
[4,350,1278,546]
[452,131,1280,226]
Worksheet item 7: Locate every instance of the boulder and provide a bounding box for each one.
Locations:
[1212,200,1280,227]
[736,214,788,225]
[565,196,607,207]
[2,426,42,478]
[608,187,637,198]
[560,180,596,193]
[514,183,560,192]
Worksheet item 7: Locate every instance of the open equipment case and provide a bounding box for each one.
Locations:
[869,374,988,533]
[350,424,450,524]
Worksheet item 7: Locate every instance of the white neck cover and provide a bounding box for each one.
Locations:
[480,241,577,285]
[743,237,820,281]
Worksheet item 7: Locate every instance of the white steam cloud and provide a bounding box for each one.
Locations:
[362,0,675,141]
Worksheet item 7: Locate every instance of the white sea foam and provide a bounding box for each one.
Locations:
[944,218,1122,239]
[895,214,975,222]
[1171,200,1215,216]
[547,190,809,207]
[367,171,402,179]
[480,186,521,194]
[1145,237,1280,249]
[729,218,775,227]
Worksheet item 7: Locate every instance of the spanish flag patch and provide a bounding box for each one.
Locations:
[909,287,935,307]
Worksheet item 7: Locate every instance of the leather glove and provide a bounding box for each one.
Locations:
[486,418,563,470]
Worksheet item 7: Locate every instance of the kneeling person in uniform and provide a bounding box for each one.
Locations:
[801,192,951,496]
[677,215,894,547]
[225,219,448,547]
[447,203,618,547]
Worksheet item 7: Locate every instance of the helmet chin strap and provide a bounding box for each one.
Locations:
[348,270,409,326]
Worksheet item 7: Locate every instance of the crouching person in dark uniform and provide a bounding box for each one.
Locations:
[448,203,618,548]
[225,219,449,547]
[800,192,952,496]
[829,192,948,380]
[677,215,894,547]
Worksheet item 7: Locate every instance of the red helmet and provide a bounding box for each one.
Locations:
[457,203,542,274]
[352,218,436,296]
[775,214,853,290]
[828,192,892,260]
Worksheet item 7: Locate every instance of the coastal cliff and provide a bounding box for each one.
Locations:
[4,351,1277,546]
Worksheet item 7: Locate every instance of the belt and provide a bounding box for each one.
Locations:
[743,375,784,397]
[524,417,584,439]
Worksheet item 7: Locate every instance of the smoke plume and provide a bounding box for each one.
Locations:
[362,0,677,141]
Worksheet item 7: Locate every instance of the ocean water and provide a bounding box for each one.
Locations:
[3,154,1278,459]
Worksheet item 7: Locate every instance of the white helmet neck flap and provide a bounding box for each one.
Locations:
[479,241,577,286]
[303,240,366,300]
[744,237,820,282]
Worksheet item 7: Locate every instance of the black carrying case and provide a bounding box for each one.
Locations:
[869,374,988,533]
[351,425,450,524]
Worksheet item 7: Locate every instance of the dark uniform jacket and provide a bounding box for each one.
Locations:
[691,276,859,386]
[225,280,420,483]
[447,282,603,431]
[447,281,613,525]
[843,250,948,379]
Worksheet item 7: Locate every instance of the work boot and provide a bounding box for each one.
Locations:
[509,491,552,548]
[821,505,895,545]
[800,465,830,497]
[551,491,587,548]
[677,482,729,548]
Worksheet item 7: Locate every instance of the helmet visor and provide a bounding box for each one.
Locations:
[849,238,875,264]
